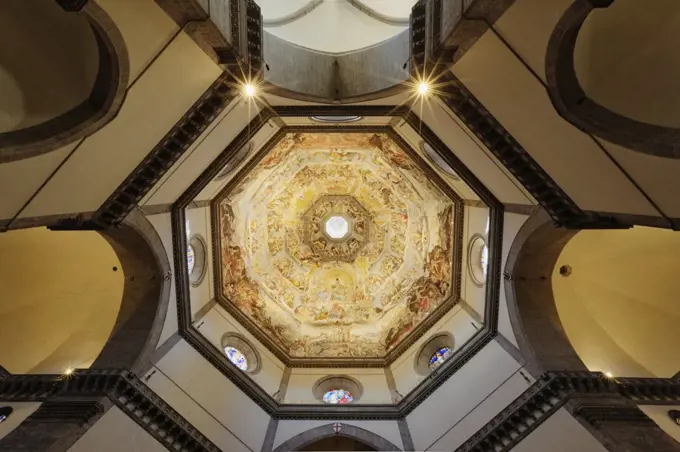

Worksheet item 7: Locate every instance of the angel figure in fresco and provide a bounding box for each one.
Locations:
[330,278,349,303]
[426,245,451,294]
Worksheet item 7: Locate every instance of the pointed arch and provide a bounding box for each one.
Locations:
[273,423,402,452]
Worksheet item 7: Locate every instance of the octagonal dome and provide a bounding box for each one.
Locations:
[216,132,460,360]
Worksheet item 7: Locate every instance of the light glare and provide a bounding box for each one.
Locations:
[418,82,430,96]
[604,372,613,378]
[243,83,256,98]
[64,368,74,376]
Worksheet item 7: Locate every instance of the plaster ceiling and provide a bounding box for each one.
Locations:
[216,132,460,359]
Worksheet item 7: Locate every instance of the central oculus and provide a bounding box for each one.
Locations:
[302,195,372,263]
[325,216,349,239]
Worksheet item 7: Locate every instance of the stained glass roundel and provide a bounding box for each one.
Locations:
[187,245,196,274]
[322,389,353,404]
[224,346,248,371]
[429,346,453,371]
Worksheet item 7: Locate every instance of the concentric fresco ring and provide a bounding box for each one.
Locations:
[217,132,459,359]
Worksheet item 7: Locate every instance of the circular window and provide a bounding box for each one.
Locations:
[325,215,349,239]
[224,346,248,371]
[322,389,354,404]
[221,333,261,374]
[428,346,453,371]
[420,141,460,180]
[215,142,253,181]
[313,375,363,404]
[187,235,207,287]
[414,333,455,375]
[468,234,488,287]
[187,245,196,275]
[0,406,12,424]
[310,116,363,123]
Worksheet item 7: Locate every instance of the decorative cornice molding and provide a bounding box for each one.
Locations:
[209,124,466,368]
[455,371,680,452]
[170,104,504,418]
[0,370,220,452]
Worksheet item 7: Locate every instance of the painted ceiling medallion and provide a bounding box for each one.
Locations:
[302,195,371,263]
[217,132,458,359]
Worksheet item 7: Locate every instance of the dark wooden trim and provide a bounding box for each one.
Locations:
[140,199,211,216]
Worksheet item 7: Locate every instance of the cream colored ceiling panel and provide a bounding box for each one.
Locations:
[70,407,168,452]
[416,100,535,205]
[192,121,280,202]
[143,102,266,205]
[601,140,680,218]
[156,340,271,451]
[453,34,658,216]
[97,0,178,83]
[0,142,74,222]
[493,0,573,81]
[19,34,220,219]
[396,121,479,200]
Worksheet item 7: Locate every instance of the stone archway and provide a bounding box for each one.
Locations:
[273,423,402,452]
[0,1,129,163]
[545,0,680,159]
[0,208,171,452]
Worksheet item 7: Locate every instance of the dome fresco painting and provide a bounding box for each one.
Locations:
[217,132,461,360]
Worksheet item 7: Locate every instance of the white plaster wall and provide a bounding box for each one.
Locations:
[274,419,403,451]
[192,121,282,202]
[97,0,178,83]
[512,408,607,452]
[420,100,535,206]
[197,305,285,395]
[186,206,214,316]
[146,212,178,347]
[285,367,392,405]
[260,0,410,53]
[640,405,680,444]
[406,341,521,450]
[428,370,532,450]
[390,306,477,396]
[150,339,271,451]
[0,402,41,440]
[142,101,269,206]
[69,407,167,452]
[462,205,490,317]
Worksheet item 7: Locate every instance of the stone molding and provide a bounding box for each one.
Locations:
[0,1,130,163]
[272,422,403,452]
[456,371,680,452]
[545,0,680,159]
[209,123,467,368]
[0,370,220,452]
[169,105,504,418]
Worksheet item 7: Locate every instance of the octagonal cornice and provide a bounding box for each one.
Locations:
[171,104,504,418]
[210,125,465,367]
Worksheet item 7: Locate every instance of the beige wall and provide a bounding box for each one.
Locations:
[147,339,271,451]
[0,402,41,440]
[285,367,392,405]
[575,0,680,128]
[69,406,167,452]
[274,419,403,451]
[198,304,285,396]
[553,226,680,378]
[0,0,98,132]
[0,228,123,374]
[512,408,607,452]
[406,341,524,450]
